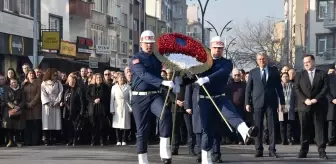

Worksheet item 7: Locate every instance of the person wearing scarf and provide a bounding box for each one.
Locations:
[278,72,295,145]
[2,78,25,147]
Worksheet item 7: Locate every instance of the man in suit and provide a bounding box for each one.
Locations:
[295,55,329,159]
[326,68,336,146]
[245,52,285,158]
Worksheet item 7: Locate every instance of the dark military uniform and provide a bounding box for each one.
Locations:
[129,50,172,162]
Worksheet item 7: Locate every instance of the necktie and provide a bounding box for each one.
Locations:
[309,71,314,85]
[262,69,266,85]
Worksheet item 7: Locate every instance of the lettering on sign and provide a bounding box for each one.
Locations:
[60,41,76,56]
[9,35,24,55]
[76,36,93,54]
[96,45,111,54]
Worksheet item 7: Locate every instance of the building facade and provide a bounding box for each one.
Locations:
[145,0,173,33]
[0,0,35,74]
[304,0,335,67]
[186,4,210,47]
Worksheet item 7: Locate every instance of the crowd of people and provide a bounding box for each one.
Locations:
[0,39,336,163]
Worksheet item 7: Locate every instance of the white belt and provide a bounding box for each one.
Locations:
[199,93,225,99]
[132,91,159,96]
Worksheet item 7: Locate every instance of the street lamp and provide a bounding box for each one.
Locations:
[225,37,237,58]
[205,20,233,37]
[190,0,218,44]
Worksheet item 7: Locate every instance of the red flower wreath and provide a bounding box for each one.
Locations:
[157,33,208,63]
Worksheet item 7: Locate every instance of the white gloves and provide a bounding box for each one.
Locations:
[162,80,180,93]
[174,76,183,85]
[162,80,175,88]
[196,77,210,86]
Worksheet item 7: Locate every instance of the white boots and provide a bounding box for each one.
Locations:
[237,122,250,142]
[201,150,212,164]
[138,137,172,164]
[138,153,149,164]
[159,137,172,159]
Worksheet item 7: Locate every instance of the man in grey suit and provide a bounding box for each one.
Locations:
[245,53,285,158]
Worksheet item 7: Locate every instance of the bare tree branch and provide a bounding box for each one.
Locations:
[234,19,285,68]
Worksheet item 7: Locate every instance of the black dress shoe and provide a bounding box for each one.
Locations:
[212,156,223,163]
[297,152,307,158]
[255,152,263,157]
[162,158,172,164]
[269,152,279,158]
[196,155,202,163]
[248,126,259,137]
[172,150,178,155]
[66,141,73,146]
[189,149,197,156]
[319,152,328,159]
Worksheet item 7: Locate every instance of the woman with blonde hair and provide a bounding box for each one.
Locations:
[110,73,132,146]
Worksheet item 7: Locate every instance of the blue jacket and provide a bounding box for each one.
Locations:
[129,51,163,91]
[198,57,233,95]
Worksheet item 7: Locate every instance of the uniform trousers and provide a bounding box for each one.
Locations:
[212,111,224,158]
[132,93,172,154]
[199,95,243,151]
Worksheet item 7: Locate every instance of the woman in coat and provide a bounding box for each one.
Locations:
[41,68,63,146]
[110,73,131,146]
[2,78,25,147]
[86,73,109,146]
[60,74,84,146]
[278,72,295,145]
[22,70,42,146]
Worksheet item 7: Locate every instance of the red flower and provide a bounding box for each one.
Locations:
[157,33,208,63]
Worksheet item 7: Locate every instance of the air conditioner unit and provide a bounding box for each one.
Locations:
[107,16,114,24]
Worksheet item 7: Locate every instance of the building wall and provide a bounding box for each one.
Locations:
[41,0,70,41]
[308,0,332,65]
[69,18,89,42]
[187,4,199,23]
[172,0,187,34]
[0,12,34,38]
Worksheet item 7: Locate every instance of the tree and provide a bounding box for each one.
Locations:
[234,19,285,68]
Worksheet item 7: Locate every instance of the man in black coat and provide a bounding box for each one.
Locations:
[245,52,285,158]
[295,55,329,159]
[326,68,336,146]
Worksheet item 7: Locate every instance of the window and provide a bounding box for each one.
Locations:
[133,19,138,31]
[92,0,104,13]
[317,0,334,20]
[107,0,114,16]
[148,25,155,32]
[108,28,117,51]
[121,41,127,54]
[49,15,63,37]
[121,13,127,27]
[91,24,104,45]
[316,34,333,55]
[19,0,32,16]
[317,37,327,54]
[3,0,15,11]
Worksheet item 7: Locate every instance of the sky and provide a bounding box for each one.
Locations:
[187,0,284,39]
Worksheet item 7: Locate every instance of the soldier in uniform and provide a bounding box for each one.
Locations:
[182,36,258,164]
[129,30,179,164]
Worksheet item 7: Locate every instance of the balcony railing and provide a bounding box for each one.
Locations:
[316,48,336,61]
[69,0,92,19]
[324,12,336,29]
[187,32,201,40]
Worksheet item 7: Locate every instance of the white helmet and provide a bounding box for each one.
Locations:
[140,30,155,43]
[210,36,225,48]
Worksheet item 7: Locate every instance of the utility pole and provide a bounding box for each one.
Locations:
[33,0,38,68]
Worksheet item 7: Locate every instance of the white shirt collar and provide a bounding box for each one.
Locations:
[308,68,316,74]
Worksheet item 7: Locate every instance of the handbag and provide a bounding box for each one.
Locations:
[7,102,22,118]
